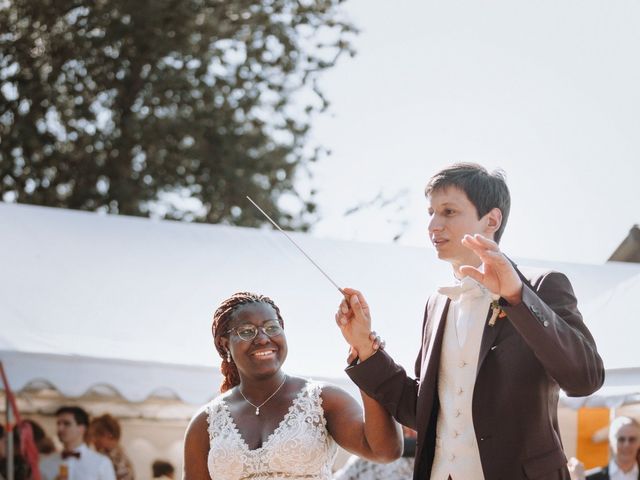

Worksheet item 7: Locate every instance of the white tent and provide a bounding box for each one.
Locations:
[0,202,447,406]
[2,203,639,476]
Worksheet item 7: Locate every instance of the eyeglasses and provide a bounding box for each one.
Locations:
[226,320,283,342]
[617,436,639,444]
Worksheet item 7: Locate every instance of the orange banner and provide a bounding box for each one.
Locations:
[576,407,609,470]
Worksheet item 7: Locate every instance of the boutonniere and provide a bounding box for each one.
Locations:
[489,297,507,327]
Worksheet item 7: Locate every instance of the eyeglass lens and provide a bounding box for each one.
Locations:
[234,321,282,341]
[617,436,638,443]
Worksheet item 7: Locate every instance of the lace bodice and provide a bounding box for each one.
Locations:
[206,380,337,480]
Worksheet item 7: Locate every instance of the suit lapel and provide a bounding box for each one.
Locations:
[476,257,523,375]
[421,294,450,373]
[415,294,450,479]
[476,305,507,375]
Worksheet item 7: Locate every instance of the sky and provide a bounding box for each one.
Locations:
[303,0,640,265]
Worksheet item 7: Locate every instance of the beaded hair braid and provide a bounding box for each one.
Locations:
[211,292,284,393]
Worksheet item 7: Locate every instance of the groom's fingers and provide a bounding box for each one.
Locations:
[471,233,499,250]
[459,265,483,283]
[336,308,353,326]
[349,294,372,323]
[340,298,349,314]
[349,294,364,316]
[461,234,482,253]
[462,236,506,266]
[479,249,510,270]
[336,288,370,326]
[462,234,500,254]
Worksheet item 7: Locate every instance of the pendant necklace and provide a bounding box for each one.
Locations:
[239,375,287,415]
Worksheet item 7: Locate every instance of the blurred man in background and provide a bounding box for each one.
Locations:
[586,416,640,480]
[40,406,115,480]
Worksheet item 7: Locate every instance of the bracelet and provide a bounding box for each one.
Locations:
[347,332,385,366]
[370,330,386,351]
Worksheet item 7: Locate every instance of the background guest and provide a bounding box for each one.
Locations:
[24,419,56,455]
[151,460,175,479]
[0,424,32,480]
[333,426,417,480]
[39,406,115,480]
[89,414,135,480]
[585,416,640,480]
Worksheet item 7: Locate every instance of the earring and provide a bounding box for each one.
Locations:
[226,351,231,363]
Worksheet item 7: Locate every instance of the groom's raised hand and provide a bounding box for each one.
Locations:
[459,234,523,305]
[335,287,380,362]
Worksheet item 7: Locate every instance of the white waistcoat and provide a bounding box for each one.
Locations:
[430,289,489,480]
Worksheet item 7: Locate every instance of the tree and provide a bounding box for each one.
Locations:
[0,0,356,230]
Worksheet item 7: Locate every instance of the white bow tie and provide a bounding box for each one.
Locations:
[438,277,488,302]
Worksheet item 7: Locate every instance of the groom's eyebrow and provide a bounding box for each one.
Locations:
[431,201,459,210]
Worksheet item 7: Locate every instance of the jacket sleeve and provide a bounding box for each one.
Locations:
[345,349,420,430]
[502,271,605,397]
[344,298,434,430]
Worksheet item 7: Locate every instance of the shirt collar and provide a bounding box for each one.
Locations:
[76,443,89,453]
[438,275,491,302]
[610,460,639,477]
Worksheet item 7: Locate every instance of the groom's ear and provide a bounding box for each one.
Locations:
[485,208,502,238]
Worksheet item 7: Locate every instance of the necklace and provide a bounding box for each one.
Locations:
[238,375,287,415]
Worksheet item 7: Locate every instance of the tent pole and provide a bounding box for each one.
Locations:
[1,361,15,480]
[5,392,13,480]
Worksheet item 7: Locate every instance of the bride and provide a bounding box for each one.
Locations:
[183,292,402,480]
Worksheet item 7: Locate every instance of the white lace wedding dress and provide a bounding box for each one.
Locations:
[206,380,337,480]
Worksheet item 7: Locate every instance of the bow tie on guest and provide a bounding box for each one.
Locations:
[437,276,489,302]
[61,450,81,459]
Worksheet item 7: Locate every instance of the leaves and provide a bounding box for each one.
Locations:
[0,0,357,230]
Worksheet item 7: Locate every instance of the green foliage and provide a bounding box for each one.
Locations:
[0,0,356,229]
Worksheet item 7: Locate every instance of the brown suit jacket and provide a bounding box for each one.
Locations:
[346,266,604,480]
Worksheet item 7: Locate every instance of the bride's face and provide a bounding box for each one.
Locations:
[222,303,288,380]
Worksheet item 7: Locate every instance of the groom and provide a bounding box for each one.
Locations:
[336,163,604,479]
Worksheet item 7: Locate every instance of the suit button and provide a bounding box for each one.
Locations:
[543,320,550,327]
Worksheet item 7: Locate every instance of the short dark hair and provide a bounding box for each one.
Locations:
[56,406,90,427]
[152,460,175,477]
[425,162,511,243]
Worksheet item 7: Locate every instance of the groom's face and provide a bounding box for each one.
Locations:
[427,186,489,267]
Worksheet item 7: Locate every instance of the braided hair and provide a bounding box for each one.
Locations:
[212,292,284,393]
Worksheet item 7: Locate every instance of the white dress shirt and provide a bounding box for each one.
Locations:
[40,443,116,480]
[609,461,639,480]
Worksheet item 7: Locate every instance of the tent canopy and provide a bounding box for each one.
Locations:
[1,203,639,414]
